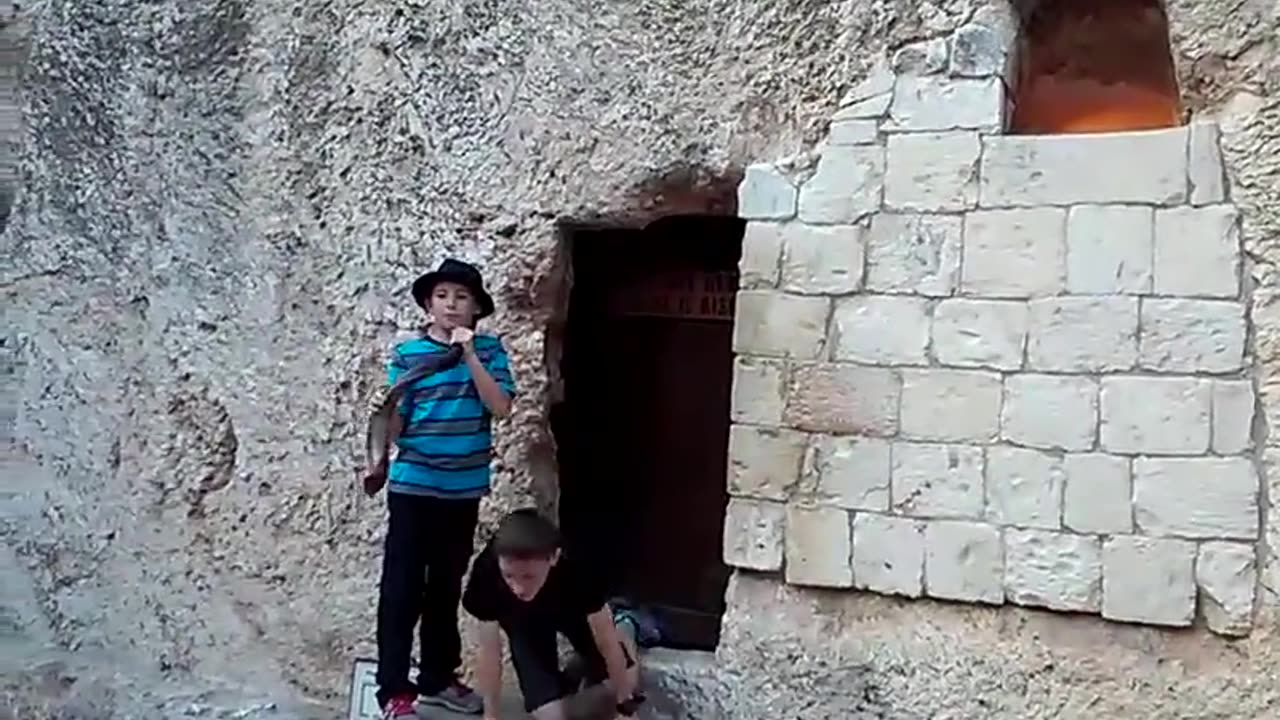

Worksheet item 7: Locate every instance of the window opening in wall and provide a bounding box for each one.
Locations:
[1011,0,1182,134]
[553,215,743,651]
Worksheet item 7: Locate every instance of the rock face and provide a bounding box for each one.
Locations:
[2,2,1279,720]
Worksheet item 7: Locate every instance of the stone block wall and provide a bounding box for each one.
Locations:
[726,23,1260,637]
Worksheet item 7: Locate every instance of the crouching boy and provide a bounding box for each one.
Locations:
[462,510,643,720]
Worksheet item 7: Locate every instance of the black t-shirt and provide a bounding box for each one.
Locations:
[462,542,606,629]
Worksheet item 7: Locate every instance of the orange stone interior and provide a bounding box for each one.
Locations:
[1012,0,1183,134]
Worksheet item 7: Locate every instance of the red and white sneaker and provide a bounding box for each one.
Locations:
[381,694,417,719]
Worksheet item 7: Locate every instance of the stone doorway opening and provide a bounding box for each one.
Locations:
[1011,0,1182,133]
[551,214,744,651]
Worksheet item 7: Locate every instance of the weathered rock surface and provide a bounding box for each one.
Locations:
[3,1,1280,719]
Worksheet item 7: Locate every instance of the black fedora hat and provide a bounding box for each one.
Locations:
[411,258,495,319]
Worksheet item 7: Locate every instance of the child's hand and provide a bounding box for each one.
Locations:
[361,464,386,496]
[450,326,475,350]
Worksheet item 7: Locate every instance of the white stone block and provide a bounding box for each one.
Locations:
[1139,299,1246,373]
[1065,205,1153,294]
[932,299,1027,370]
[1004,529,1102,612]
[828,119,879,146]
[732,290,829,360]
[813,436,891,511]
[900,369,1002,443]
[797,145,884,224]
[1188,121,1226,206]
[727,424,808,500]
[739,164,798,219]
[739,222,784,289]
[730,356,787,426]
[962,209,1066,298]
[1212,380,1255,454]
[785,505,853,588]
[1063,454,1132,534]
[1027,297,1138,372]
[887,76,1003,132]
[884,132,980,211]
[1196,541,1257,636]
[949,21,1010,78]
[785,363,900,436]
[864,213,962,296]
[934,300,1030,371]
[891,442,985,519]
[835,93,893,120]
[986,446,1065,530]
[723,499,786,571]
[1102,536,1196,626]
[1154,205,1241,298]
[1001,374,1097,451]
[836,61,894,117]
[979,129,1188,207]
[852,513,924,597]
[924,520,1004,604]
[831,295,930,365]
[1133,457,1259,540]
[891,38,948,75]
[779,224,866,295]
[1100,377,1210,455]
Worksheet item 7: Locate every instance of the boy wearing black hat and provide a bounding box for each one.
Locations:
[365,259,516,718]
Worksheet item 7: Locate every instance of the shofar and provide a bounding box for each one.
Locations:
[363,342,464,495]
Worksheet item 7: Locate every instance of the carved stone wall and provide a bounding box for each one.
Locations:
[727,12,1260,637]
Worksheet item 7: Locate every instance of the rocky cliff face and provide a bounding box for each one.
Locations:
[1,1,1277,719]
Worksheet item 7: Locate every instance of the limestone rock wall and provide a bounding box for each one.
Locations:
[0,0,1277,719]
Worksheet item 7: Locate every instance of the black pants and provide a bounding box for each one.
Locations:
[506,616,634,713]
[375,492,480,706]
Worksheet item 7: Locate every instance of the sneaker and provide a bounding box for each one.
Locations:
[419,679,483,715]
[381,694,417,719]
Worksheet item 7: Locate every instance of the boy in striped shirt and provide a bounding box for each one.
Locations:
[365,258,516,718]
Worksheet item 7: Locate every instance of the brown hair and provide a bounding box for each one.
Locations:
[493,509,561,560]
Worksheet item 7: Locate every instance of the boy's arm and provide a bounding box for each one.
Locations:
[586,607,637,704]
[465,333,514,417]
[475,621,503,720]
[462,549,504,717]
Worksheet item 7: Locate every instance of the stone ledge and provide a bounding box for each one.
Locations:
[980,129,1190,207]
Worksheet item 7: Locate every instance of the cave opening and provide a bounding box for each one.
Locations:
[1011,0,1183,134]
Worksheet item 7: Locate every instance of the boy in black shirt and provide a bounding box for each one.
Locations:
[462,510,642,720]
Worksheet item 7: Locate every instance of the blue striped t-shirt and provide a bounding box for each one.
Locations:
[387,332,516,498]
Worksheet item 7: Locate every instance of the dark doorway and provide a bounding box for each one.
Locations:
[553,215,743,650]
